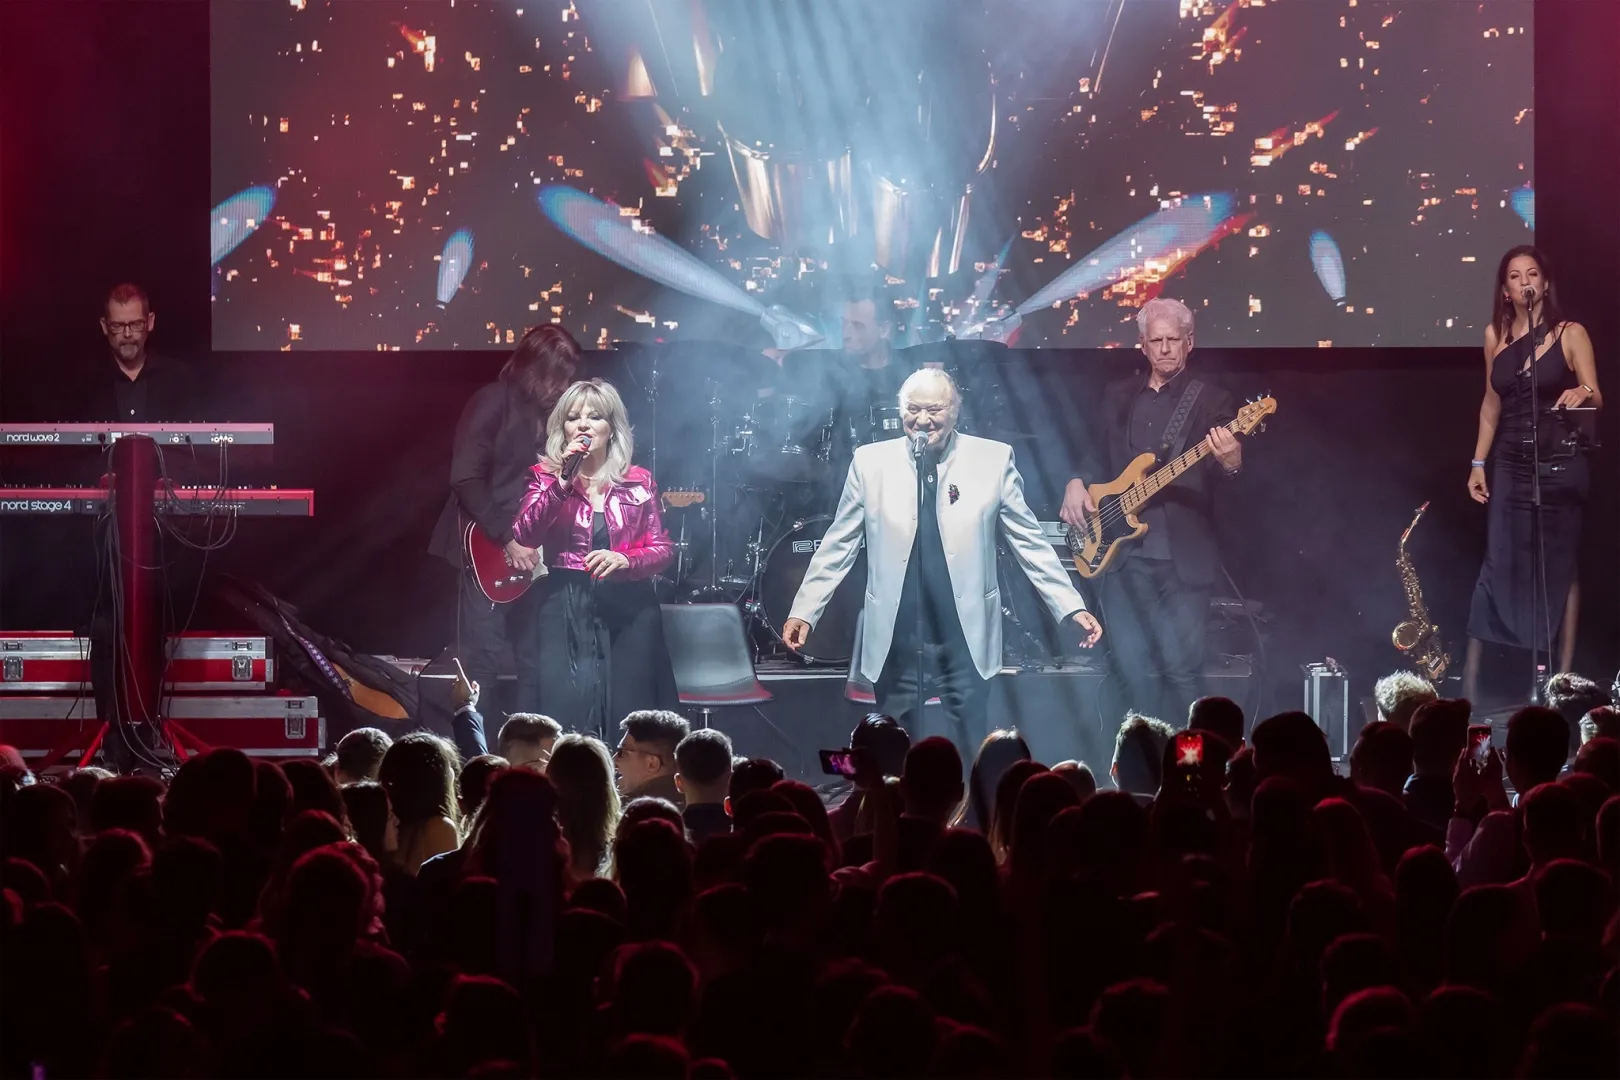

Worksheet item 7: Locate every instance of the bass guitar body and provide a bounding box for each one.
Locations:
[464,519,544,604]
[1068,395,1277,579]
[1071,452,1158,579]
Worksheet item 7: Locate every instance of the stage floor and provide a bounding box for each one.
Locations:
[409,651,1255,783]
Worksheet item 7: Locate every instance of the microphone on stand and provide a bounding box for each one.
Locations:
[561,434,592,483]
[1523,287,1543,345]
[910,431,930,459]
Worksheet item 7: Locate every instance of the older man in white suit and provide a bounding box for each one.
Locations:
[783,368,1102,750]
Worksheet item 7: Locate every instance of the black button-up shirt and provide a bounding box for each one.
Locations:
[894,446,963,650]
[112,370,150,423]
[100,352,197,423]
[1127,369,1192,561]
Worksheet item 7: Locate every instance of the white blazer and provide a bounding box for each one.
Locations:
[788,433,1087,683]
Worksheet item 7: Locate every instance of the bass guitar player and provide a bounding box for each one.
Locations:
[428,325,582,719]
[1060,298,1243,727]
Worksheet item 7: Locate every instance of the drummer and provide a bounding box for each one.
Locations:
[763,280,1017,519]
[775,282,918,484]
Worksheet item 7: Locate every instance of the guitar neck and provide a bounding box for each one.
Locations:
[1120,419,1236,515]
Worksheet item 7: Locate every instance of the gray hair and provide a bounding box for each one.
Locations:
[1373,670,1437,728]
[898,366,960,410]
[1136,297,1195,339]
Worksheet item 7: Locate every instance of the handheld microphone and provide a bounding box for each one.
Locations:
[910,432,929,458]
[561,433,592,483]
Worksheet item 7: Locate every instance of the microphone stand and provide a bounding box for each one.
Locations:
[708,381,722,593]
[915,435,928,730]
[1524,290,1553,703]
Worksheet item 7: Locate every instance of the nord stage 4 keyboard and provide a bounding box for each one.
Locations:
[0,487,313,517]
[0,423,275,446]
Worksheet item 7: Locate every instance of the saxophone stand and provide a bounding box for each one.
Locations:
[1524,289,1554,705]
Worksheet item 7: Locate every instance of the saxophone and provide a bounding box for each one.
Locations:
[1392,502,1450,682]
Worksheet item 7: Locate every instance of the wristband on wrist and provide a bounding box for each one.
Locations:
[1470,459,1486,469]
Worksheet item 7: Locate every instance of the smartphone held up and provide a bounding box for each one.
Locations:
[819,749,858,778]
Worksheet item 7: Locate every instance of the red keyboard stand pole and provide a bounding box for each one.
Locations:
[34,435,209,771]
[112,434,162,736]
[106,435,209,765]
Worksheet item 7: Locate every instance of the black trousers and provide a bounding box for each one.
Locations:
[1099,555,1210,726]
[875,618,992,766]
[456,565,546,720]
[532,570,677,739]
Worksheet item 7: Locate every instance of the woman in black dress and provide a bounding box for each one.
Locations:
[1463,246,1603,700]
[511,379,678,738]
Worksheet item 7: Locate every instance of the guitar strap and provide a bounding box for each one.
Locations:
[1159,378,1205,462]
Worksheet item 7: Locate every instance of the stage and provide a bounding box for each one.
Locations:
[408,652,1256,783]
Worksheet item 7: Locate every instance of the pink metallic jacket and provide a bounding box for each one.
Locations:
[511,464,673,579]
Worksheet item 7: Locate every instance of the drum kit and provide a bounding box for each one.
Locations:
[654,378,877,667]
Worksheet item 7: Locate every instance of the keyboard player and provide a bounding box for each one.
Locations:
[88,283,200,424]
[83,283,200,770]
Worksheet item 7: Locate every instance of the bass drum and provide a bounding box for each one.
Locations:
[758,515,865,665]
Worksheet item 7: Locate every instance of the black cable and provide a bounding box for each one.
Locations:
[111,506,169,771]
[749,703,804,778]
[153,442,226,726]
[104,492,169,774]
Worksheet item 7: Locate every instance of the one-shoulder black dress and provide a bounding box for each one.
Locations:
[1466,329,1589,650]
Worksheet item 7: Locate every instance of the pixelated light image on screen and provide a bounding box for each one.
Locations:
[210,0,1533,351]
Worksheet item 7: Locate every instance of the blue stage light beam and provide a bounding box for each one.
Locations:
[1017,193,1236,314]
[982,193,1237,342]
[954,236,1014,339]
[210,185,276,266]
[1309,230,1346,305]
[538,185,821,349]
[1510,186,1535,230]
[437,228,475,307]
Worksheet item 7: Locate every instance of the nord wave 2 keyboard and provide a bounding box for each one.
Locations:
[0,423,274,446]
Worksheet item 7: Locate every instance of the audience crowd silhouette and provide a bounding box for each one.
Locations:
[2,672,1618,1079]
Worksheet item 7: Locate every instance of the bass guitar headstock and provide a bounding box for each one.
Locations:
[1233,394,1277,437]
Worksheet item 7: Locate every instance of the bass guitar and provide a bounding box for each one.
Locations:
[1068,395,1276,579]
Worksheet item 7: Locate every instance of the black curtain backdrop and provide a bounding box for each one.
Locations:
[3,1,1616,709]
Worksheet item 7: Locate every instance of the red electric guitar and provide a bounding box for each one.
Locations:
[463,487,705,604]
[463,519,545,604]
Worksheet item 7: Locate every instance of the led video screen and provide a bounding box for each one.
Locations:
[211,0,1534,351]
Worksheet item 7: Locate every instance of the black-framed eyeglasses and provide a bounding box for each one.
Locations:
[105,320,148,335]
[614,740,657,764]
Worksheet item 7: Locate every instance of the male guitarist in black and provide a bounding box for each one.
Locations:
[1061,298,1243,727]
[428,325,581,721]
